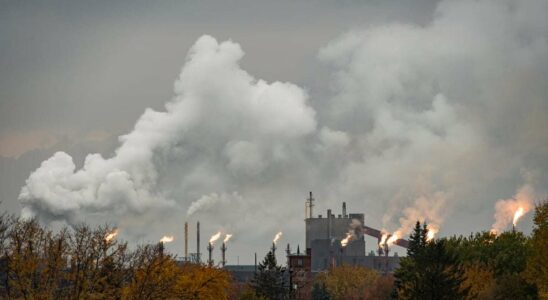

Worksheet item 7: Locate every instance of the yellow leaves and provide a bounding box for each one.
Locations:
[461,264,496,300]
[0,216,234,299]
[315,265,379,300]
[123,245,232,300]
[176,264,232,300]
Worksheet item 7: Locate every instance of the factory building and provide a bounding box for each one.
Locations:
[304,192,404,273]
[222,192,406,295]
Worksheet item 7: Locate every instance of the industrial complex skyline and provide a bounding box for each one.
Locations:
[1,0,547,265]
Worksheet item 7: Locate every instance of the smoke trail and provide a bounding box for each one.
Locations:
[491,184,535,233]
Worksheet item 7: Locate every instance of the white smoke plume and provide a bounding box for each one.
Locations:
[19,35,316,229]
[491,184,536,233]
[341,218,362,247]
[395,192,447,237]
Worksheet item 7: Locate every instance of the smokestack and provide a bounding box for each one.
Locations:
[286,243,291,267]
[207,242,213,266]
[327,209,332,238]
[306,191,314,219]
[254,252,257,272]
[159,241,165,257]
[184,222,188,260]
[342,202,347,217]
[197,221,201,263]
[221,242,227,267]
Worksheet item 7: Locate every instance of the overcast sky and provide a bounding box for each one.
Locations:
[1,0,547,263]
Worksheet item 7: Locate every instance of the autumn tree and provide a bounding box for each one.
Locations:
[176,263,232,299]
[460,264,496,299]
[123,243,180,299]
[315,265,379,300]
[365,275,395,300]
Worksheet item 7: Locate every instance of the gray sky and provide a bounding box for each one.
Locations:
[1,0,547,263]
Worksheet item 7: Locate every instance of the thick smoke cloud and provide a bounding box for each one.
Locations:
[18,0,548,257]
[316,0,548,235]
[20,35,317,233]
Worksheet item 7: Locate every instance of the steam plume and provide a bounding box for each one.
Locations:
[160,235,174,243]
[209,231,222,244]
[105,229,118,242]
[340,232,353,247]
[491,185,535,233]
[273,232,283,244]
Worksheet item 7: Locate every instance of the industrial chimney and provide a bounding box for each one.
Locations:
[342,202,347,218]
[306,191,314,219]
[197,221,201,263]
[184,222,188,260]
[221,242,227,267]
[207,242,214,266]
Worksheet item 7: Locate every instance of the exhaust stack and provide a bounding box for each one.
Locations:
[207,242,214,266]
[184,222,188,260]
[221,242,227,267]
[197,221,201,263]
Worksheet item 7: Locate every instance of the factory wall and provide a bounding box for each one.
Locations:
[305,212,365,248]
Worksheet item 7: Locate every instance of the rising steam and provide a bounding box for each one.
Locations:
[105,229,118,242]
[273,232,283,245]
[426,224,439,242]
[209,231,222,244]
[340,232,353,247]
[491,185,535,233]
[223,234,233,244]
[160,235,174,243]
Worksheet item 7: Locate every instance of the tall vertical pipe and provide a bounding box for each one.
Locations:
[184,222,188,259]
[307,191,314,219]
[221,242,227,267]
[207,242,213,266]
[327,209,332,238]
[197,221,200,263]
[342,202,347,218]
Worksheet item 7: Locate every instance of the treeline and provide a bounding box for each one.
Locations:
[0,202,545,299]
[392,201,547,300]
[0,214,231,299]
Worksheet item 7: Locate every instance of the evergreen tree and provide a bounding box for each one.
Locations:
[394,221,467,300]
[393,221,425,298]
[311,282,330,300]
[251,244,288,300]
[525,201,548,298]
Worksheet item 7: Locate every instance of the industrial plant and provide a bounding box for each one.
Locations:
[178,192,408,296]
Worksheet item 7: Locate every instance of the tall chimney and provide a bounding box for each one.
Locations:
[207,242,213,266]
[184,222,188,260]
[159,241,165,257]
[197,221,201,263]
[306,191,314,219]
[342,202,347,218]
[327,209,332,238]
[221,242,227,267]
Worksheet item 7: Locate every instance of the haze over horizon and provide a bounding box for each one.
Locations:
[1,0,547,263]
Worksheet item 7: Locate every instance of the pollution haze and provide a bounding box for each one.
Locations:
[2,0,548,263]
